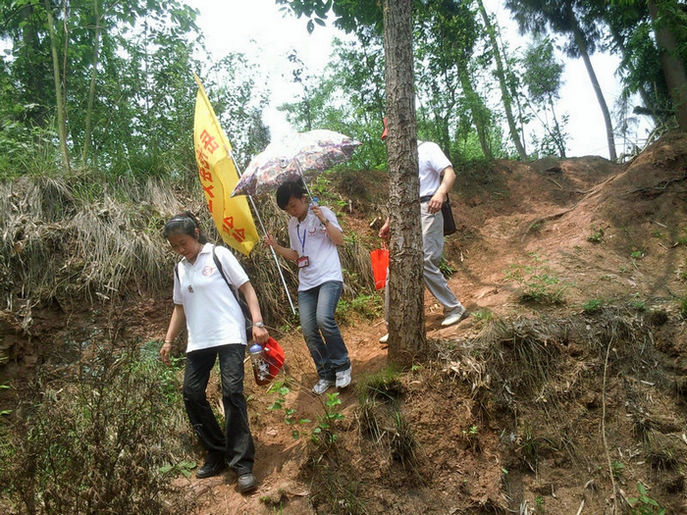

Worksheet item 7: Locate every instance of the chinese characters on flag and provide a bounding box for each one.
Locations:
[193,75,259,256]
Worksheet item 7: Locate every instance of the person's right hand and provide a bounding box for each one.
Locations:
[378,220,390,240]
[160,342,171,366]
[263,234,277,248]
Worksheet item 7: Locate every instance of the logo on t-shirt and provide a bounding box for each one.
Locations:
[202,266,214,277]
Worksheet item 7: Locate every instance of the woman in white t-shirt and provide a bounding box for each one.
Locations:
[159,212,268,494]
[265,181,352,395]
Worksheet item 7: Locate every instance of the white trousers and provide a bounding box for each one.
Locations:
[385,201,463,324]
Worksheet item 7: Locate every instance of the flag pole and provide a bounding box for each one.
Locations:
[193,72,296,315]
[228,150,297,316]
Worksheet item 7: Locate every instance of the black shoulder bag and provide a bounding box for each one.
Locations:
[442,195,457,236]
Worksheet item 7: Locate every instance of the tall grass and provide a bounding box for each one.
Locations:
[0,169,376,330]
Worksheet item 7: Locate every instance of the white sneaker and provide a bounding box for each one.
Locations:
[335,366,352,389]
[441,308,469,327]
[312,378,334,395]
[379,333,389,343]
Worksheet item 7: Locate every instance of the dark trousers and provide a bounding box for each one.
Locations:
[183,344,254,475]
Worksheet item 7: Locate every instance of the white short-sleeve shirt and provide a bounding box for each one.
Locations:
[173,243,249,352]
[287,205,344,291]
[418,141,452,197]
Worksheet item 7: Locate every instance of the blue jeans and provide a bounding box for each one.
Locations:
[298,281,350,381]
[183,344,254,475]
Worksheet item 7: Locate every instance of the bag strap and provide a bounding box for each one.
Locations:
[211,245,253,325]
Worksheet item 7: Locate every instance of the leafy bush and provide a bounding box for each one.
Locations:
[0,339,191,514]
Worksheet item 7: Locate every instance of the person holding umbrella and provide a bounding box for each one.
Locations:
[264,180,352,395]
[159,212,268,493]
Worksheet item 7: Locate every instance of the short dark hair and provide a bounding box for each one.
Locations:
[163,211,208,243]
[275,180,306,210]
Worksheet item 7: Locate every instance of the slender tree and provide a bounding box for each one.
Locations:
[82,0,102,164]
[522,38,568,157]
[414,0,495,159]
[506,0,618,160]
[647,0,687,130]
[383,0,426,365]
[44,0,71,172]
[477,0,527,159]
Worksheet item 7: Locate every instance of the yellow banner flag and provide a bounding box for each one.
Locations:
[193,74,259,255]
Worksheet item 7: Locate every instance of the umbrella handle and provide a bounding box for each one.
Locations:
[293,159,314,200]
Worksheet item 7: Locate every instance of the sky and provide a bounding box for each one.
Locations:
[188,0,650,160]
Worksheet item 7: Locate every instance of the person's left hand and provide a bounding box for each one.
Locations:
[252,325,269,344]
[428,191,445,214]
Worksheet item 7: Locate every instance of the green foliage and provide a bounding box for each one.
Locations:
[521,37,568,157]
[268,380,343,445]
[439,256,456,277]
[310,174,347,209]
[587,227,604,243]
[472,308,494,324]
[312,392,346,446]
[268,381,312,440]
[355,366,403,404]
[583,299,603,313]
[0,0,270,179]
[158,460,197,479]
[679,296,687,319]
[628,482,666,515]
[336,293,383,323]
[0,339,190,513]
[611,459,625,478]
[631,249,645,259]
[631,298,646,311]
[506,252,568,305]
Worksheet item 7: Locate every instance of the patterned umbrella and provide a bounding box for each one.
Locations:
[231,129,361,197]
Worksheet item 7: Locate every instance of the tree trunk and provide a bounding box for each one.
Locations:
[477,0,527,160]
[569,10,617,161]
[648,0,687,131]
[82,0,102,164]
[44,0,71,173]
[548,96,567,158]
[458,65,492,158]
[382,0,426,367]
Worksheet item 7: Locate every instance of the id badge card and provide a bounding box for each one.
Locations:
[297,256,310,268]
